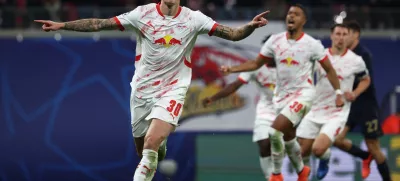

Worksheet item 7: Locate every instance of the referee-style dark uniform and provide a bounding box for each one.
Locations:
[346,43,383,138]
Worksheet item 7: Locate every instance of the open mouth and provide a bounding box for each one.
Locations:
[288,19,295,25]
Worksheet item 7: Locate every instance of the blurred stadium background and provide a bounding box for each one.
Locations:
[1,0,400,181]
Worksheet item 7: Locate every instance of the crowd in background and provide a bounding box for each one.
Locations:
[1,0,400,29]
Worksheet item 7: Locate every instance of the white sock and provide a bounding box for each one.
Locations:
[133,149,158,181]
[319,148,331,160]
[259,156,272,180]
[269,128,285,174]
[285,138,305,173]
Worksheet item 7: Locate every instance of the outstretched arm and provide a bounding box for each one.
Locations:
[213,11,269,41]
[202,80,244,107]
[63,18,120,32]
[213,24,256,41]
[222,55,273,74]
[34,18,121,32]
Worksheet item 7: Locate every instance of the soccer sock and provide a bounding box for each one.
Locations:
[303,156,311,167]
[377,160,392,181]
[269,128,285,174]
[347,144,370,160]
[259,156,273,180]
[285,138,305,173]
[133,149,158,181]
[319,148,331,160]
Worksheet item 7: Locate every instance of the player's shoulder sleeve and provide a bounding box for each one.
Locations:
[114,5,144,31]
[259,34,276,59]
[310,37,328,62]
[237,71,254,84]
[192,10,218,36]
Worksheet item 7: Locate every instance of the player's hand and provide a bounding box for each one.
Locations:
[34,20,64,32]
[344,91,357,102]
[335,94,344,107]
[249,11,270,28]
[202,97,213,108]
[220,66,232,75]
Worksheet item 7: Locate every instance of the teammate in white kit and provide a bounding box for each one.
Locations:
[34,0,270,180]
[297,24,371,180]
[202,48,277,180]
[220,4,343,181]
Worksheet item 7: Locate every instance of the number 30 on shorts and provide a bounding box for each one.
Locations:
[289,101,304,113]
[166,100,182,116]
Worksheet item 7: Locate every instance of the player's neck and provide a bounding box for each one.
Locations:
[286,30,304,41]
[330,46,346,56]
[160,2,179,16]
[349,39,359,50]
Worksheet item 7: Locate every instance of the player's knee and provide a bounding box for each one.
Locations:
[312,145,327,158]
[365,139,379,151]
[144,134,166,150]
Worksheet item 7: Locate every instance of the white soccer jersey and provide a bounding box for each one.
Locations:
[307,48,368,124]
[115,3,218,99]
[238,65,277,121]
[259,32,328,103]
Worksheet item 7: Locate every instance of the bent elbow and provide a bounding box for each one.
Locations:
[362,76,371,85]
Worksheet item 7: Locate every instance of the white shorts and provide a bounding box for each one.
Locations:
[296,118,346,142]
[130,93,185,138]
[253,101,276,142]
[253,120,273,142]
[275,99,313,127]
[274,89,315,126]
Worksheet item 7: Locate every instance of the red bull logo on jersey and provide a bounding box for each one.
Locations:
[263,83,276,90]
[279,57,300,66]
[153,34,182,48]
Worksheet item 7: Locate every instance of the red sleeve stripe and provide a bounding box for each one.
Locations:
[237,77,248,84]
[113,17,125,31]
[318,55,328,63]
[208,23,219,36]
[184,58,192,68]
[258,53,273,60]
[135,55,141,62]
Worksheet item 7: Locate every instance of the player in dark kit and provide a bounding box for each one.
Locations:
[317,20,392,181]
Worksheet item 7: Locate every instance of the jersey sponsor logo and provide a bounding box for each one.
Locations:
[263,83,276,90]
[279,57,299,66]
[153,34,182,47]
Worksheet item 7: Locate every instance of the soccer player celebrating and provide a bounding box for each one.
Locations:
[202,36,277,180]
[325,20,392,181]
[220,4,343,181]
[296,24,371,180]
[35,0,270,180]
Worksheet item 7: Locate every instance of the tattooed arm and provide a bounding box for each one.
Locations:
[34,18,121,32]
[213,24,256,41]
[63,18,119,32]
[211,11,269,41]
